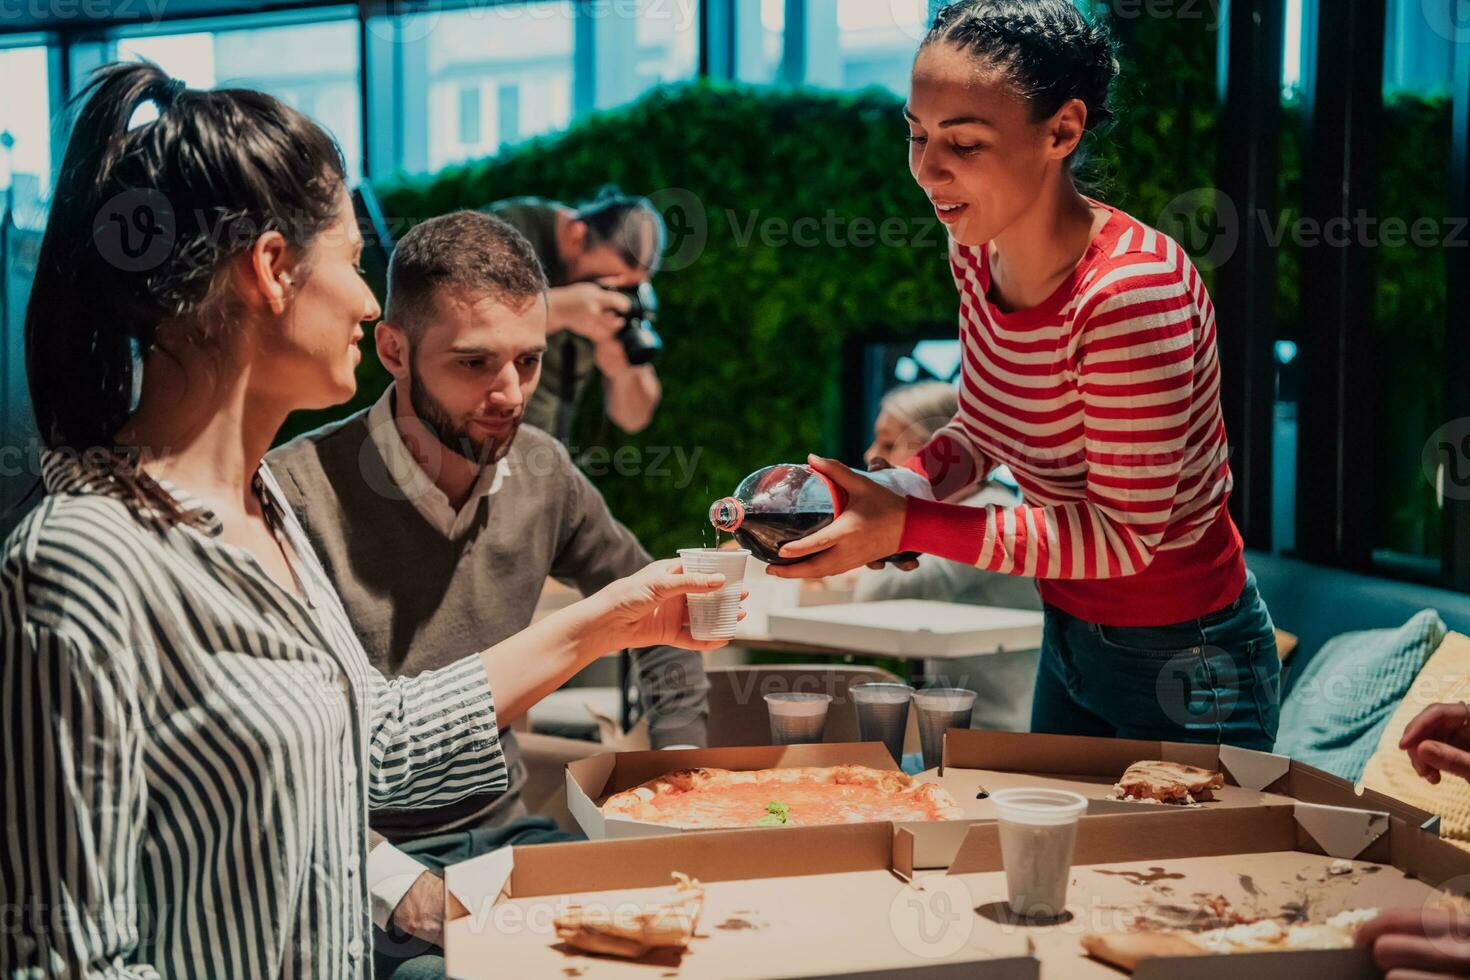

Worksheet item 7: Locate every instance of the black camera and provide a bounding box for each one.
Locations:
[615,281,663,366]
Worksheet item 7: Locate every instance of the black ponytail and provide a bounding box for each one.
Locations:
[924,0,1120,172]
[25,61,346,451]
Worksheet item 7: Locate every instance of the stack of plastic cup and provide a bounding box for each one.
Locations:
[913,687,977,771]
[677,548,750,641]
[765,692,833,744]
[852,682,914,763]
[990,788,1088,921]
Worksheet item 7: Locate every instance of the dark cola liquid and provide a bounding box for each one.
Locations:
[732,510,834,565]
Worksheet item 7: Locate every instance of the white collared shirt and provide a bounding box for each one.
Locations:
[366,386,510,540]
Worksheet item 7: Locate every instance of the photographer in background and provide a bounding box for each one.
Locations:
[486,189,665,443]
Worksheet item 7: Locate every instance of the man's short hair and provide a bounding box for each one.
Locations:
[386,210,548,337]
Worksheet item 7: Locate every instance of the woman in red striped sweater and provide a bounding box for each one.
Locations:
[772,0,1280,750]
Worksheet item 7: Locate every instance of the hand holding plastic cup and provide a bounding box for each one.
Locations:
[677,548,750,641]
[765,692,833,745]
[990,788,1088,921]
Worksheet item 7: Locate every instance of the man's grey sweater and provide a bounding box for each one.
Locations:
[267,412,709,841]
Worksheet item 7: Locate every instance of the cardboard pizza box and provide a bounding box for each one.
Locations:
[441,821,1039,979]
[931,728,1439,832]
[931,802,1470,979]
[566,741,1024,869]
[566,734,1438,871]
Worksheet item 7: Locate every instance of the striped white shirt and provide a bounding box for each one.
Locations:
[900,200,1246,626]
[1,451,507,978]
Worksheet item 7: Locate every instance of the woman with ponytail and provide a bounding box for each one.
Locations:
[772,0,1281,750]
[2,63,728,978]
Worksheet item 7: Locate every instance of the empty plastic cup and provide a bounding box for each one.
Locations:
[677,548,749,641]
[765,692,833,745]
[991,788,1089,920]
[851,682,914,763]
[913,687,977,771]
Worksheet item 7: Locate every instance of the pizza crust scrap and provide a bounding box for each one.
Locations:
[1081,907,1379,971]
[1108,761,1226,805]
[554,872,705,959]
[600,765,964,828]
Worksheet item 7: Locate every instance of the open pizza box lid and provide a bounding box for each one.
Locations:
[441,821,1039,979]
[928,802,1470,979]
[567,741,1000,869]
[933,729,1438,832]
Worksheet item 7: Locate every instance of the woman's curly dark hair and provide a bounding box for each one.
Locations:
[26,61,346,450]
[924,0,1120,170]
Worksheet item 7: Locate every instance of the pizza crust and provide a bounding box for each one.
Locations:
[554,872,705,959]
[1081,931,1208,970]
[600,765,963,828]
[1112,760,1226,805]
[1082,907,1379,971]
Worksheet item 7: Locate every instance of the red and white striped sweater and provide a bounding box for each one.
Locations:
[899,200,1245,626]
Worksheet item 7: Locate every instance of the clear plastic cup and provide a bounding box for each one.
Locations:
[990,788,1089,920]
[765,692,833,744]
[677,548,749,641]
[912,687,977,771]
[851,682,914,763]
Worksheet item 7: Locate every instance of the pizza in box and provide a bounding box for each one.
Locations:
[600,764,963,829]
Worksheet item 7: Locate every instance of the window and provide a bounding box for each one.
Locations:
[1369,1,1453,576]
[0,44,50,224]
[834,0,928,96]
[632,0,699,92]
[786,0,928,94]
[1281,0,1459,99]
[421,2,574,172]
[1282,0,1305,96]
[735,0,785,84]
[1276,0,1465,585]
[1382,0,1454,97]
[458,85,482,145]
[108,18,363,181]
[497,83,522,147]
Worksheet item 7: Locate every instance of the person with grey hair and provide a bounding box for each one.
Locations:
[266,209,711,979]
[858,381,1042,730]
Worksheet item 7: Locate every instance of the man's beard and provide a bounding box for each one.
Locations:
[407,357,521,466]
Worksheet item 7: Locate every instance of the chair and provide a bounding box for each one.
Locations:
[704,664,919,753]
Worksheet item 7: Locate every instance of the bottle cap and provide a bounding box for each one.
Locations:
[709,496,744,532]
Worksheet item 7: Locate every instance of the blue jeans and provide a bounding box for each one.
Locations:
[1029,571,1280,749]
